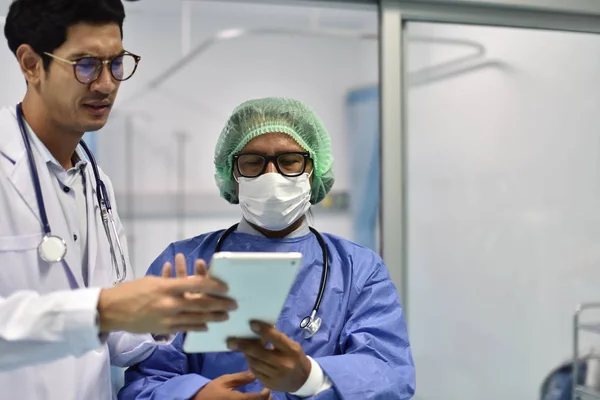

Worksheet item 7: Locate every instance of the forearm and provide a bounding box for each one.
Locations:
[119,373,210,399]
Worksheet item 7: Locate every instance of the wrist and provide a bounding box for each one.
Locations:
[290,356,327,397]
[292,355,312,392]
[301,355,312,381]
[97,288,118,333]
[193,385,209,400]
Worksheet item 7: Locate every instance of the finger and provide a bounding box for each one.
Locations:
[183,291,204,300]
[227,337,261,353]
[174,253,188,278]
[161,262,173,278]
[168,275,229,296]
[250,321,294,352]
[195,259,207,277]
[228,339,283,368]
[245,353,279,377]
[248,371,273,391]
[179,294,237,313]
[170,323,208,332]
[170,311,229,326]
[222,370,256,388]
[153,322,208,334]
[239,388,271,400]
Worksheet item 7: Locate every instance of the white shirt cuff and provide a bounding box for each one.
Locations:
[289,356,333,397]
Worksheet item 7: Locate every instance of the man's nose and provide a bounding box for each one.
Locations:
[265,161,277,173]
[90,64,117,94]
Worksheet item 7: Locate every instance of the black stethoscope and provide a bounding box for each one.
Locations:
[16,103,128,285]
[215,223,329,339]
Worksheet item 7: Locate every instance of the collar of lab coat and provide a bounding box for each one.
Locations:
[22,117,88,174]
[0,106,25,165]
[0,106,88,169]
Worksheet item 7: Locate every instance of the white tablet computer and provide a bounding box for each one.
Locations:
[182,251,303,353]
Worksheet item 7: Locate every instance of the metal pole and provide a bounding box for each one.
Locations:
[380,0,408,316]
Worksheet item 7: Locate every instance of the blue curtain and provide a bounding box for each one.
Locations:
[346,86,380,252]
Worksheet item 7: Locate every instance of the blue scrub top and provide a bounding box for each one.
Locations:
[120,228,416,400]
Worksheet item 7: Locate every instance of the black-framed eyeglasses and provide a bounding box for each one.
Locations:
[234,152,311,178]
[43,51,141,84]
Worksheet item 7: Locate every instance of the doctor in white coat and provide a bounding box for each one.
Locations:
[0,0,237,399]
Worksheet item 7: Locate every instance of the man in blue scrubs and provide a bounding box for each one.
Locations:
[120,98,416,400]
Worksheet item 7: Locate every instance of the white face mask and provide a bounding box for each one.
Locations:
[237,172,312,231]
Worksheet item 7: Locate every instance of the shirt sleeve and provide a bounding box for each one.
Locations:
[119,334,211,399]
[289,356,333,397]
[0,287,104,372]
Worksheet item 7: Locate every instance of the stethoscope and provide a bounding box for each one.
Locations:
[16,103,128,285]
[215,223,329,339]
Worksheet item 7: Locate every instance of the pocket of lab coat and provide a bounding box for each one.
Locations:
[0,233,43,251]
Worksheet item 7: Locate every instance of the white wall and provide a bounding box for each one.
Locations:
[406,22,600,400]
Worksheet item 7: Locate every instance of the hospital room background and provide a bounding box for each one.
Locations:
[2,0,600,399]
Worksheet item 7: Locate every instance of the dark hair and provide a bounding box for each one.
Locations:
[4,0,126,70]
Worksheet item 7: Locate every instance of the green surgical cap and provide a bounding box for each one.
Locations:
[214,97,335,204]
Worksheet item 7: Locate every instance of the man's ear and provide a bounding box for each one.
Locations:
[16,44,43,85]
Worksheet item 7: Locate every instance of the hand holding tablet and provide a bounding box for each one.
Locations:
[182,251,302,353]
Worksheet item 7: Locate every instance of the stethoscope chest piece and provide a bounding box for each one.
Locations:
[38,234,67,263]
[301,314,322,339]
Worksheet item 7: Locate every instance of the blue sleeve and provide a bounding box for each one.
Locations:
[118,334,210,400]
[118,246,212,400]
[305,259,416,400]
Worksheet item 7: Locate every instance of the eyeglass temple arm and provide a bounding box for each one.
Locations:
[43,52,76,65]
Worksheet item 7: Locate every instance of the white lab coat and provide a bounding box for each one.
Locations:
[0,105,160,399]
